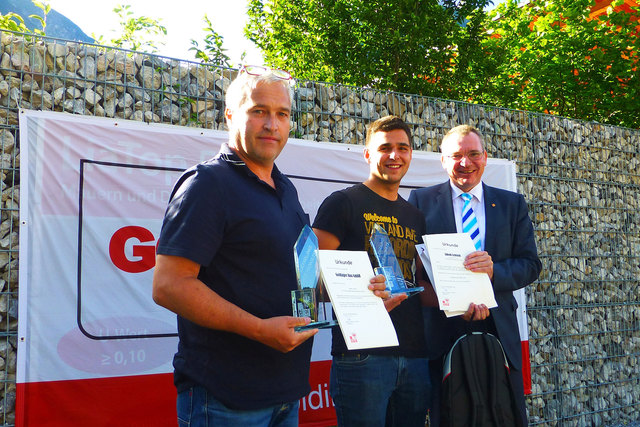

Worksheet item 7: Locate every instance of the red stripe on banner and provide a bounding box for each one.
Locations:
[16,354,525,425]
[16,374,176,427]
[521,340,532,395]
[16,362,337,427]
[299,360,336,427]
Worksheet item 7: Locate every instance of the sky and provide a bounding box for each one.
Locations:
[47,0,263,65]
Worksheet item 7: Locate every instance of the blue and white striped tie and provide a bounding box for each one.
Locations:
[461,193,482,250]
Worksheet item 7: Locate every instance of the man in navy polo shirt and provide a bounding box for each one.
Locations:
[152,66,318,426]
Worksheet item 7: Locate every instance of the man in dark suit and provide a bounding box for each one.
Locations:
[408,124,541,426]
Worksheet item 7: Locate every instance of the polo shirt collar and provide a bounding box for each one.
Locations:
[217,143,245,166]
[216,143,285,185]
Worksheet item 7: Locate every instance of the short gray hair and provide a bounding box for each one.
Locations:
[225,70,294,113]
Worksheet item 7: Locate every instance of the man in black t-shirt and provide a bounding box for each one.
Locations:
[313,116,432,427]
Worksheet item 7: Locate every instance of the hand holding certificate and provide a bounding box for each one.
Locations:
[318,250,399,350]
[417,233,497,317]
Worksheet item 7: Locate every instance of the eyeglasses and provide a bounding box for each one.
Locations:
[240,65,292,81]
[445,151,485,161]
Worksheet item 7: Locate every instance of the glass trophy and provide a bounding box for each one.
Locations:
[291,225,338,331]
[369,223,424,296]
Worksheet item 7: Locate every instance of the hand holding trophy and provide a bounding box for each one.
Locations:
[291,225,338,331]
[369,223,424,297]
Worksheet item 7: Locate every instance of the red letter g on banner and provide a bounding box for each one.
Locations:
[109,226,156,273]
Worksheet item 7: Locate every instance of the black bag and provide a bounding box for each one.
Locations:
[440,332,523,427]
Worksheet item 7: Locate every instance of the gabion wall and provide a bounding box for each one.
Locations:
[1,30,639,426]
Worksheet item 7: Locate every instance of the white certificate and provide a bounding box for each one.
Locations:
[318,250,399,350]
[419,234,498,316]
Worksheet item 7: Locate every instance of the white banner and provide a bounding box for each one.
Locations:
[17,110,525,426]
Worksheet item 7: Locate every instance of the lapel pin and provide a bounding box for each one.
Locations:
[491,203,496,207]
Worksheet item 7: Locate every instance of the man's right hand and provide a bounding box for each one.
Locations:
[256,316,318,353]
[383,294,408,311]
[461,303,490,322]
[367,274,408,311]
[153,255,317,352]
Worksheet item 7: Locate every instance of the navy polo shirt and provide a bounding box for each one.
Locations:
[157,143,312,410]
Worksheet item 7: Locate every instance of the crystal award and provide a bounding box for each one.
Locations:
[291,225,338,331]
[369,223,424,296]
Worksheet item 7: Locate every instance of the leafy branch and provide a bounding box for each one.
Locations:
[0,0,50,35]
[93,4,167,53]
[189,14,231,67]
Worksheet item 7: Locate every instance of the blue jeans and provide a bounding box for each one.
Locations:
[330,353,430,427]
[177,385,299,427]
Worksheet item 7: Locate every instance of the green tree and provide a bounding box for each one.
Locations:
[245,0,491,98]
[244,0,639,128]
[189,14,232,67]
[474,0,640,128]
[93,4,167,53]
[475,0,640,127]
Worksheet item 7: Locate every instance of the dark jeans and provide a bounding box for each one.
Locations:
[330,353,431,427]
[176,385,299,427]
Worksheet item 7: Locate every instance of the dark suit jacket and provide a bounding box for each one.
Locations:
[408,181,541,371]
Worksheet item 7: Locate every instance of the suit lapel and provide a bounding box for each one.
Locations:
[435,182,456,234]
[483,183,498,255]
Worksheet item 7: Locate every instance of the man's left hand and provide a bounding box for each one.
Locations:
[464,251,494,280]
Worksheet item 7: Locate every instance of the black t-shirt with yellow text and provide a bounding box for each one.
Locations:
[313,183,427,357]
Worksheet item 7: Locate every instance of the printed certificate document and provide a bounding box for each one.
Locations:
[318,250,399,350]
[418,233,497,317]
[415,243,466,317]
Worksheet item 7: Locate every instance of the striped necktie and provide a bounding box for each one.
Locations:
[461,193,482,250]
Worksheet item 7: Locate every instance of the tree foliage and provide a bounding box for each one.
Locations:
[189,15,232,67]
[475,0,640,128]
[0,0,50,35]
[29,1,50,35]
[244,0,640,128]
[245,0,492,99]
[93,4,167,53]
[0,12,30,33]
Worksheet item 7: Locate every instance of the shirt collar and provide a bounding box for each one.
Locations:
[216,143,284,183]
[217,143,245,165]
[449,180,484,203]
